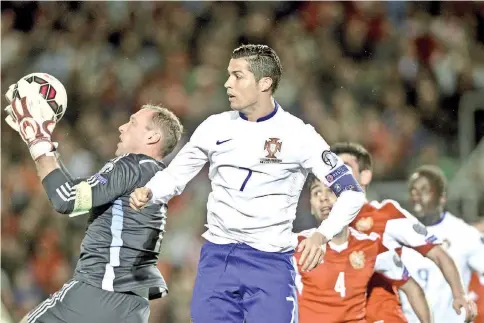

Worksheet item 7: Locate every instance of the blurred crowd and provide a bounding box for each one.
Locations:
[1,2,484,322]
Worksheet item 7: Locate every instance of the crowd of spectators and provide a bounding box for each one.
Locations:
[2,2,483,322]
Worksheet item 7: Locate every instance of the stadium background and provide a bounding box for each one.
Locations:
[1,2,483,322]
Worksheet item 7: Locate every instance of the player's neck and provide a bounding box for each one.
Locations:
[331,226,349,245]
[242,97,275,122]
[420,209,444,226]
[140,147,164,162]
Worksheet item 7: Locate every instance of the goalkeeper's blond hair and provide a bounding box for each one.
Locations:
[142,104,183,158]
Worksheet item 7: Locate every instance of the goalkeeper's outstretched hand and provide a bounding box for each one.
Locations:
[4,82,20,131]
[6,85,58,160]
[130,187,153,211]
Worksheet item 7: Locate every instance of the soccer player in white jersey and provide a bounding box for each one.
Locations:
[400,165,482,323]
[129,44,366,322]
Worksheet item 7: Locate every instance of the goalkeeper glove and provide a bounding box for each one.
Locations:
[9,89,58,160]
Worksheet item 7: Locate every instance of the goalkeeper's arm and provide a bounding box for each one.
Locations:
[40,154,141,216]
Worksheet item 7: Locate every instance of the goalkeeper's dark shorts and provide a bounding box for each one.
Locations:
[26,279,150,323]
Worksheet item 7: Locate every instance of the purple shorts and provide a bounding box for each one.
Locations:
[190,241,298,323]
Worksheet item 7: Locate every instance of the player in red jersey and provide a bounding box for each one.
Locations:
[294,176,431,323]
[470,220,484,323]
[470,272,484,323]
[330,142,477,323]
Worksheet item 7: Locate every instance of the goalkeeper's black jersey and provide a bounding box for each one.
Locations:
[59,153,168,299]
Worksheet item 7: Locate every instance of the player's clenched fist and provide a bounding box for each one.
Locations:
[130,187,153,210]
[297,231,327,272]
[453,295,478,322]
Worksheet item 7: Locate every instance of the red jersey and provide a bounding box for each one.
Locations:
[350,200,441,323]
[470,272,484,323]
[294,228,409,323]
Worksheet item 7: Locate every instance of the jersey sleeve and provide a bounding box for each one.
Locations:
[374,249,410,288]
[42,154,141,217]
[298,125,366,240]
[467,228,484,274]
[145,117,211,204]
[381,201,442,256]
[298,125,363,196]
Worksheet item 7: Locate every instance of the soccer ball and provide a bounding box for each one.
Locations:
[13,73,68,121]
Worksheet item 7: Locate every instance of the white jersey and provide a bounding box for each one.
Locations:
[399,212,484,323]
[145,103,365,252]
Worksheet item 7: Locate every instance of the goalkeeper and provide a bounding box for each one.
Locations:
[5,81,183,323]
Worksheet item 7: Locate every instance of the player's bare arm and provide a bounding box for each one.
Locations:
[398,278,433,323]
[426,246,477,322]
[298,140,366,272]
[408,166,478,323]
[34,154,59,180]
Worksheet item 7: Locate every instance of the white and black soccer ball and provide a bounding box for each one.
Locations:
[12,73,68,121]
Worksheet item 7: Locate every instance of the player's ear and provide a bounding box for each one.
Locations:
[259,77,273,93]
[440,193,446,207]
[146,130,162,145]
[359,169,372,187]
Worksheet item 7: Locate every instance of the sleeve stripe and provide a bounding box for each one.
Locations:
[139,159,158,165]
[56,187,76,202]
[87,176,99,186]
[60,185,72,199]
[55,179,99,202]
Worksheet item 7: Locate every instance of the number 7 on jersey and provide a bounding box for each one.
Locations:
[238,167,252,191]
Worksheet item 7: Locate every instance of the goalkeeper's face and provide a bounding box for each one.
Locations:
[116,109,158,156]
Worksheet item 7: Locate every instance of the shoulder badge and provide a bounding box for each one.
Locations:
[442,239,452,249]
[412,223,428,236]
[349,250,366,269]
[99,162,114,174]
[393,254,403,268]
[356,217,374,232]
[321,150,338,169]
[98,153,130,174]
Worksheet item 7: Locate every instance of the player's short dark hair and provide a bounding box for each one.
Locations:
[306,173,320,193]
[231,44,283,93]
[142,104,184,158]
[331,142,373,172]
[410,165,447,198]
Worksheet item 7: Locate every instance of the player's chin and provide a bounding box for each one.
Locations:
[229,102,243,111]
[316,212,330,222]
[228,99,244,111]
[115,144,124,157]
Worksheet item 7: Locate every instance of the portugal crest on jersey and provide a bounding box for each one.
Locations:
[260,138,282,164]
[355,217,374,232]
[349,251,366,269]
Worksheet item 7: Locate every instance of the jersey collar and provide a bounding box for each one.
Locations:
[428,211,447,226]
[328,240,349,253]
[239,100,279,122]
